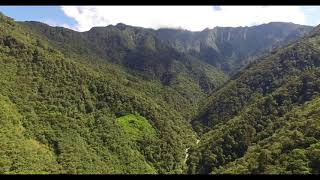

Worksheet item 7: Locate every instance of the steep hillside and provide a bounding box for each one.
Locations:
[22,21,311,107]
[0,13,197,174]
[155,22,312,74]
[1,11,319,175]
[22,21,228,106]
[213,96,320,174]
[188,26,320,174]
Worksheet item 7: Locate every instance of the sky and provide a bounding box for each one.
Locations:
[0,6,320,32]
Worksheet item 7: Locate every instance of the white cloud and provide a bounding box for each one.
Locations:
[60,6,307,32]
[42,19,72,29]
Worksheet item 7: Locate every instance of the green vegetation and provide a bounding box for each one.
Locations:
[155,23,312,74]
[188,27,320,174]
[0,12,319,174]
[22,21,228,111]
[116,114,156,141]
[0,94,62,174]
[213,96,320,174]
[0,13,196,174]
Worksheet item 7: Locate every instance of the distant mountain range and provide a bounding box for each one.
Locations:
[22,20,312,106]
[0,12,319,174]
[189,23,320,174]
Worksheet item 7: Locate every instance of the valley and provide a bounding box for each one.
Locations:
[0,11,319,174]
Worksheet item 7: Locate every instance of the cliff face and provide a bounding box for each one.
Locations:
[155,22,313,74]
[188,24,320,174]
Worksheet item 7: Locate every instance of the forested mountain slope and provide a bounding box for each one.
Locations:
[213,96,320,174]
[22,21,228,106]
[22,21,311,106]
[188,25,320,174]
[19,23,206,121]
[155,22,312,74]
[1,11,319,175]
[0,13,197,174]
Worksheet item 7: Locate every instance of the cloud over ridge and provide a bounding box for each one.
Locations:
[61,6,306,32]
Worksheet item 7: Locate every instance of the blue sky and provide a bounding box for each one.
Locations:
[0,6,77,28]
[300,6,320,26]
[0,6,320,32]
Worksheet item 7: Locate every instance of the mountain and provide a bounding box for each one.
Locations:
[21,21,312,108]
[0,12,198,174]
[188,24,320,174]
[1,11,319,175]
[21,21,228,112]
[155,22,313,74]
[212,96,320,174]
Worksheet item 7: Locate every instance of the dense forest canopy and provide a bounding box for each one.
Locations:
[188,25,320,174]
[0,12,319,174]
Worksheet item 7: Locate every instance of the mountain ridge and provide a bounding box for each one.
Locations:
[22,20,312,97]
[1,11,320,174]
[188,23,320,174]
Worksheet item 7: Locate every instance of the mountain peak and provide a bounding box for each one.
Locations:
[305,24,320,37]
[115,23,128,29]
[312,24,320,33]
[315,24,320,30]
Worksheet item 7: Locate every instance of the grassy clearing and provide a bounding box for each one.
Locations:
[116,114,156,141]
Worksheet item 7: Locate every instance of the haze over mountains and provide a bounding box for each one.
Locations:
[0,12,319,174]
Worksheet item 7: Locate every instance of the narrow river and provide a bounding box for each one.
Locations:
[184,139,200,164]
